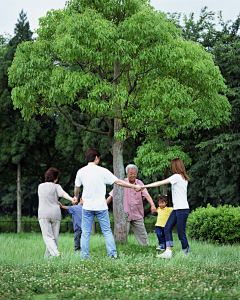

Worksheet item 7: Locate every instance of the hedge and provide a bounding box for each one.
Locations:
[187,204,240,244]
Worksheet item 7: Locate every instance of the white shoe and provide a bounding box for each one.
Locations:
[156,249,172,258]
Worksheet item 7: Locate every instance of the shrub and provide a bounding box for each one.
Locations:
[187,204,240,244]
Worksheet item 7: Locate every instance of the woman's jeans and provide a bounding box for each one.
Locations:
[81,209,117,259]
[164,209,190,251]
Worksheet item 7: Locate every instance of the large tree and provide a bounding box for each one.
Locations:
[9,0,230,241]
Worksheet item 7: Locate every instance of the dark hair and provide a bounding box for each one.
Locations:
[170,158,190,181]
[85,148,101,162]
[45,167,60,182]
[157,195,168,206]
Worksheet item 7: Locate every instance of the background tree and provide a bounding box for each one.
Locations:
[0,10,33,232]
[9,0,230,241]
[165,7,240,207]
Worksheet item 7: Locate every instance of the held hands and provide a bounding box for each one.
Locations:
[58,201,63,208]
[133,185,141,192]
[72,197,78,205]
[134,185,145,192]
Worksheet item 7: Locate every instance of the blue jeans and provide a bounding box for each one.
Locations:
[74,229,82,252]
[164,209,190,251]
[81,209,117,259]
[156,226,166,249]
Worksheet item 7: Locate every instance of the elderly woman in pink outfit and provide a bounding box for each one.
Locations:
[107,164,157,246]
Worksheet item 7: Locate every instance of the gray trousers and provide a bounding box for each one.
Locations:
[127,217,149,246]
[74,229,82,252]
[39,218,61,257]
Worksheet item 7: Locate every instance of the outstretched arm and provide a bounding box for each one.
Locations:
[58,202,69,210]
[135,179,171,192]
[62,192,76,204]
[114,179,141,190]
[143,179,171,189]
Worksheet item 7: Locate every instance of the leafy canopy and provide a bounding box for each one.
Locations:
[9,0,230,150]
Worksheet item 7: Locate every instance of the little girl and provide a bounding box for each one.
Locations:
[155,195,173,251]
[139,158,190,258]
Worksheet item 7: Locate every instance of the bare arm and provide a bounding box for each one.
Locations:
[145,194,157,213]
[144,179,171,188]
[73,186,80,203]
[114,179,140,189]
[58,202,69,210]
[62,192,75,203]
[106,195,113,205]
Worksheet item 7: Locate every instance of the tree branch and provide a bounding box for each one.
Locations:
[55,102,108,136]
[127,65,132,90]
[128,67,155,95]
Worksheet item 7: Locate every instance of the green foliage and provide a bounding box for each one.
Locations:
[135,138,191,178]
[187,204,240,244]
[9,0,230,141]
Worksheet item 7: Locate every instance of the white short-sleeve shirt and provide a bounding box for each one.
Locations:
[168,174,189,210]
[75,164,118,211]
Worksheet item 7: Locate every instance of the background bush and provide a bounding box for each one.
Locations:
[187,204,240,244]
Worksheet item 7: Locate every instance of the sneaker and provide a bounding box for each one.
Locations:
[156,246,165,251]
[183,247,191,254]
[156,249,172,258]
[109,255,118,260]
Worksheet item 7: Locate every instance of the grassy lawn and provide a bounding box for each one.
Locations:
[0,232,239,299]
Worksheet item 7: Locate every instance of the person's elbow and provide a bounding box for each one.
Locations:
[114,179,122,185]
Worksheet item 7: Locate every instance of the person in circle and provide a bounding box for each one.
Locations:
[107,164,157,246]
[138,158,190,258]
[74,148,141,259]
[38,167,76,258]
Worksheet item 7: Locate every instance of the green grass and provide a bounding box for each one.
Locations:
[0,232,239,299]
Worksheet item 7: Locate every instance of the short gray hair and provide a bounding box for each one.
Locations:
[126,164,138,174]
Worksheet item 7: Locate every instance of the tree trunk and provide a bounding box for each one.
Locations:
[112,129,127,242]
[162,137,170,195]
[112,58,128,243]
[17,162,22,233]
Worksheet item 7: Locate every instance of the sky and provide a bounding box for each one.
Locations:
[0,0,240,37]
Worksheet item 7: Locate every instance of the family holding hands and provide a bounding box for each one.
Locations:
[38,148,190,260]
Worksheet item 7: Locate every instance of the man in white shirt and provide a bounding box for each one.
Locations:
[74,148,141,259]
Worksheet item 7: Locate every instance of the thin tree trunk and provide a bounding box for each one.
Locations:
[162,137,170,195]
[112,58,128,243]
[17,162,22,233]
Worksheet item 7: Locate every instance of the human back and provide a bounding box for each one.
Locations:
[38,182,64,220]
[168,174,189,209]
[75,164,117,211]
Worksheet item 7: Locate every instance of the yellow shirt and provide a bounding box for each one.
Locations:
[155,207,173,227]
